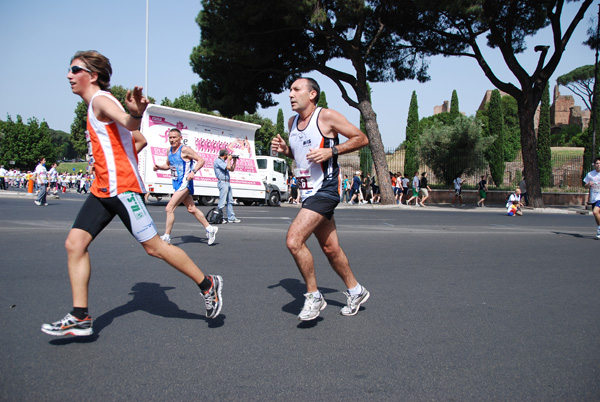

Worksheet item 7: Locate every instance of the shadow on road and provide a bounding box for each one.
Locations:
[49,282,217,345]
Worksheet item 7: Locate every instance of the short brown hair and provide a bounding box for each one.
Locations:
[71,50,112,90]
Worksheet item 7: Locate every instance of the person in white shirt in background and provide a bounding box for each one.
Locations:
[583,157,600,240]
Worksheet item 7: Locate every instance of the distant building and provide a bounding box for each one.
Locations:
[478,86,590,135]
[551,85,590,131]
[433,100,465,116]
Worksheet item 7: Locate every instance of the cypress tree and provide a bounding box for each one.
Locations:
[317,91,328,109]
[537,82,552,187]
[404,91,420,175]
[450,89,460,120]
[488,89,505,186]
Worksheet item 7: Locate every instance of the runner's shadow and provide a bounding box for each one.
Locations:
[551,231,587,239]
[49,282,216,345]
[173,235,209,246]
[268,278,343,328]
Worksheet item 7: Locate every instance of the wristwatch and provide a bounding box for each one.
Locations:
[331,146,339,156]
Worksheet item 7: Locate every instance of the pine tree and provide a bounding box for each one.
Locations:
[404,91,419,175]
[487,89,505,186]
[537,82,552,187]
[450,90,460,120]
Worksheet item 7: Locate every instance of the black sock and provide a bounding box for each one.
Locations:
[198,276,212,293]
[71,307,89,320]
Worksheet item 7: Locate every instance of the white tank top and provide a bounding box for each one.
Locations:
[289,107,341,202]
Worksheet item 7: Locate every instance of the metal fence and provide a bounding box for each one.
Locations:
[337,148,586,190]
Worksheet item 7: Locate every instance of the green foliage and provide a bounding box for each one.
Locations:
[404,91,420,174]
[276,109,286,135]
[71,85,157,157]
[551,124,583,146]
[476,93,521,163]
[317,91,328,109]
[420,116,492,185]
[191,0,429,116]
[419,112,456,133]
[0,115,57,170]
[500,95,521,161]
[450,89,460,120]
[537,83,552,187]
[70,101,88,157]
[582,67,600,172]
[487,89,504,185]
[161,92,209,114]
[233,113,279,156]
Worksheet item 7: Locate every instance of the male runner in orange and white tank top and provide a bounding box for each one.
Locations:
[271,77,370,321]
[41,50,223,337]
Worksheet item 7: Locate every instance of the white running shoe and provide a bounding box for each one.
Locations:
[596,227,600,240]
[298,293,327,321]
[341,287,370,316]
[207,226,218,245]
[160,234,171,244]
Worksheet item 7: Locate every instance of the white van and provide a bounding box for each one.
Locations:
[137,104,286,206]
[256,155,289,206]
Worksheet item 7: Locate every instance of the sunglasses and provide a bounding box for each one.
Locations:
[69,65,92,74]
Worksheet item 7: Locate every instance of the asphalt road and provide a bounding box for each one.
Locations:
[1,191,599,401]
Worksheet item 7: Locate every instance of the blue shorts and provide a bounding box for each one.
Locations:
[173,178,194,195]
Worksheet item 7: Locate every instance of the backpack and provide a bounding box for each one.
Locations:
[205,207,224,224]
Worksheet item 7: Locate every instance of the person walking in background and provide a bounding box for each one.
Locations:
[418,172,431,207]
[519,173,528,206]
[406,171,420,205]
[289,173,299,204]
[342,174,351,203]
[477,175,488,207]
[271,77,370,321]
[451,174,464,207]
[583,157,600,239]
[42,50,223,338]
[33,157,48,206]
[0,165,7,190]
[350,170,365,204]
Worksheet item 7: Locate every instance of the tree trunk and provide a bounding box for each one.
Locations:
[517,97,544,208]
[359,100,394,204]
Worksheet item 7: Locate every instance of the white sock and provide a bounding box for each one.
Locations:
[163,233,170,239]
[348,283,362,295]
[206,225,213,232]
[309,291,322,299]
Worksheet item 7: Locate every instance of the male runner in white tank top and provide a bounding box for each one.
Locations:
[271,77,370,321]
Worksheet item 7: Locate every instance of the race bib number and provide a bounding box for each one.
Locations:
[170,166,178,180]
[295,168,313,190]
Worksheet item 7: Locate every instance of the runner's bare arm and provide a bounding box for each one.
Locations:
[93,87,148,131]
[132,130,147,153]
[306,109,368,164]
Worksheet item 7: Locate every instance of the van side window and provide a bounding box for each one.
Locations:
[257,159,267,169]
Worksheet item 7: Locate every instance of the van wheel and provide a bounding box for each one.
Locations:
[267,191,280,206]
[198,196,217,206]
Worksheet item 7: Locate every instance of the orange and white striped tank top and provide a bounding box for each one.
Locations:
[87,90,145,198]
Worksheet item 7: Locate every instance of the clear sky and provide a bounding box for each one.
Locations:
[0,1,595,149]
